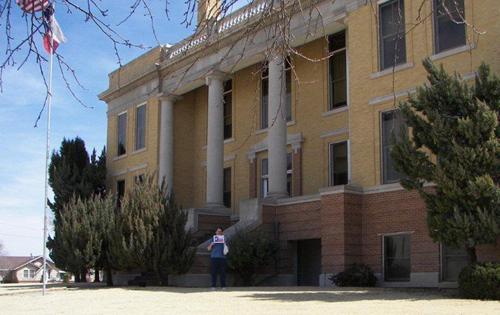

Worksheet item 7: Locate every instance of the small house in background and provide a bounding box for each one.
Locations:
[0,255,63,283]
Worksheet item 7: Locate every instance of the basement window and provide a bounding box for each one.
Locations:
[384,233,411,281]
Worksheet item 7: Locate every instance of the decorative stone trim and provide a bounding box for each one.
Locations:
[322,106,348,117]
[263,193,321,206]
[247,132,304,157]
[370,62,414,79]
[430,44,475,62]
[320,127,349,139]
[368,87,417,106]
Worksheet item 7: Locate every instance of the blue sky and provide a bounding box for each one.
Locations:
[0,1,249,256]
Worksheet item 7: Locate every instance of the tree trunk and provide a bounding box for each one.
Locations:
[75,272,81,283]
[81,268,87,283]
[466,246,477,264]
[105,267,113,287]
[94,268,100,283]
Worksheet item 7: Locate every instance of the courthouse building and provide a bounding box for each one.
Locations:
[99,0,500,287]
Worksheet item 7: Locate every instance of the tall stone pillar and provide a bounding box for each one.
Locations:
[158,94,179,192]
[205,71,226,207]
[267,54,288,199]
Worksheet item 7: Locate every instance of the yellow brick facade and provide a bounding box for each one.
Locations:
[103,0,500,213]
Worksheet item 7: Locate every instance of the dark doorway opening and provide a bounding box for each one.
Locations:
[296,239,322,286]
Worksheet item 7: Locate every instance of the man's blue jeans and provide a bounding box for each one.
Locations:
[211,258,226,288]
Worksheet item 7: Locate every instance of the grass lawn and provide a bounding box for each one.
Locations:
[1,284,499,314]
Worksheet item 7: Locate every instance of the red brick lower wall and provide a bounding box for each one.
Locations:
[263,188,499,282]
[362,189,440,274]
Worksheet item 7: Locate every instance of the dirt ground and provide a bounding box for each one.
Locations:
[1,284,499,315]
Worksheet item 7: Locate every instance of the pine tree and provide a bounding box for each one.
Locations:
[59,195,114,282]
[392,60,500,264]
[112,174,195,285]
[47,137,107,282]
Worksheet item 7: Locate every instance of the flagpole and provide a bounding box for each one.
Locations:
[42,10,55,297]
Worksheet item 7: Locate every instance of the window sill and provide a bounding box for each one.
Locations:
[256,121,295,134]
[224,138,235,145]
[113,154,128,161]
[430,44,475,62]
[322,106,348,117]
[256,128,268,135]
[131,147,146,155]
[370,62,414,79]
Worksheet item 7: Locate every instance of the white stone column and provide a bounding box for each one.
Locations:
[267,54,288,199]
[158,94,179,192]
[205,71,226,207]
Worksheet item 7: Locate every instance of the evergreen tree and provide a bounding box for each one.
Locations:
[46,137,107,282]
[112,174,195,285]
[392,60,500,263]
[55,195,112,280]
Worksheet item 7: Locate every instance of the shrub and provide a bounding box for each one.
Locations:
[226,229,279,286]
[329,263,377,287]
[458,263,500,300]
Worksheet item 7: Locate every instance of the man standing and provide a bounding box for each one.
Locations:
[207,227,227,289]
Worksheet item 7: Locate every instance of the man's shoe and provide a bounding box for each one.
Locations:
[211,287,217,291]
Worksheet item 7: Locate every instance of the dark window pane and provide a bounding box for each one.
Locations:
[135,106,146,150]
[330,50,347,109]
[379,0,406,70]
[331,141,348,186]
[329,30,346,52]
[381,110,405,184]
[384,234,411,281]
[442,244,468,281]
[261,77,269,129]
[224,80,232,139]
[286,68,292,122]
[223,168,231,208]
[434,0,465,53]
[287,153,293,196]
[261,158,268,198]
[117,113,127,156]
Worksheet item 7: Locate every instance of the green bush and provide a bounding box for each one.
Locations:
[226,229,279,286]
[458,263,500,300]
[329,264,377,287]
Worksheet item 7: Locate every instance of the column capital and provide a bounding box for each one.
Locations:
[205,70,230,86]
[158,93,182,103]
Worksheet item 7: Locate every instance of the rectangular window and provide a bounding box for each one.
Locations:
[330,141,349,186]
[117,180,125,208]
[285,58,292,122]
[286,153,292,196]
[261,59,292,129]
[384,234,411,281]
[381,110,404,184]
[135,105,146,151]
[223,80,233,140]
[223,167,231,208]
[261,66,269,129]
[379,0,406,70]
[433,0,466,54]
[441,244,468,282]
[329,31,347,110]
[29,269,35,278]
[261,158,269,198]
[23,269,29,279]
[261,154,292,198]
[117,112,127,156]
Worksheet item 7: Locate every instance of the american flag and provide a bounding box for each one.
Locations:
[16,0,49,13]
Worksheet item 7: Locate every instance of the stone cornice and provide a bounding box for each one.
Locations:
[99,0,364,106]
